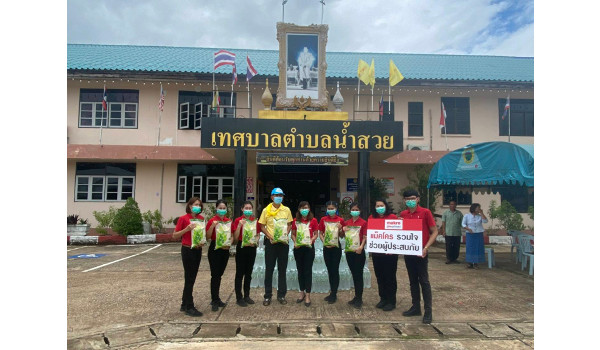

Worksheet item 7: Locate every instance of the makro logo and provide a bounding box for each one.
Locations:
[385,220,403,230]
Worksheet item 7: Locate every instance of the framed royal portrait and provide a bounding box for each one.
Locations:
[276,23,329,110]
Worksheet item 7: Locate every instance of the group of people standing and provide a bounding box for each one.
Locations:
[174,187,471,325]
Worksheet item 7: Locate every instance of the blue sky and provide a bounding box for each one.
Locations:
[67,0,533,57]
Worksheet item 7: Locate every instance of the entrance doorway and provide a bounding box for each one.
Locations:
[257,165,337,220]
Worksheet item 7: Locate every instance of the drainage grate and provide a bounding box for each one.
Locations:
[316,325,322,336]
[277,324,281,335]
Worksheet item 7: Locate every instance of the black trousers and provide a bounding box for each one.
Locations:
[264,240,289,299]
[346,251,366,299]
[323,245,342,296]
[181,246,202,309]
[404,255,433,312]
[445,236,461,262]
[294,245,315,293]
[372,253,398,306]
[235,241,257,300]
[207,241,230,303]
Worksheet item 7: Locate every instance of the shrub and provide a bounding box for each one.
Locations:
[112,198,144,236]
[369,177,394,214]
[78,218,89,225]
[142,209,165,233]
[93,206,118,235]
[490,200,525,231]
[67,214,79,225]
[398,165,441,214]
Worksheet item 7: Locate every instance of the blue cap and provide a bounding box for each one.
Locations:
[271,187,285,195]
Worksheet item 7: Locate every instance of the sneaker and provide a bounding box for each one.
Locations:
[382,303,396,312]
[402,305,422,317]
[375,299,386,309]
[277,297,288,305]
[244,297,255,305]
[185,307,203,317]
[263,298,271,306]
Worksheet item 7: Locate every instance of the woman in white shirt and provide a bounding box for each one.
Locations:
[462,203,488,269]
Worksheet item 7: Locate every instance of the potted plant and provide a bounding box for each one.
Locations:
[67,214,91,236]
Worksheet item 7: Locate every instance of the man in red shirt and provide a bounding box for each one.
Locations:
[399,189,438,324]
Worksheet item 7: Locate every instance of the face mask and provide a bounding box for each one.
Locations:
[300,209,309,217]
[375,207,386,215]
[406,200,417,208]
[216,209,227,216]
[191,206,202,214]
[273,197,283,204]
[350,210,360,218]
[243,210,253,217]
[327,209,336,216]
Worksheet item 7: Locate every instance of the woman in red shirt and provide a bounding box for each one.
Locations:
[369,198,398,312]
[343,202,368,309]
[206,199,232,312]
[290,201,319,307]
[172,197,205,317]
[318,201,345,304]
[231,201,261,307]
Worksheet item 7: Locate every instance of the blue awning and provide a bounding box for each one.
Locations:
[427,142,534,188]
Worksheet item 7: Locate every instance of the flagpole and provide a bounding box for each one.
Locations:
[157,83,162,146]
[388,83,391,113]
[445,124,449,151]
[100,84,105,145]
[508,99,511,143]
[357,78,360,116]
[212,66,215,118]
[371,85,374,121]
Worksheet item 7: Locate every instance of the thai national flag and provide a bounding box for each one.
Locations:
[246,55,258,82]
[214,50,236,70]
[502,96,510,120]
[440,102,447,129]
[102,85,108,111]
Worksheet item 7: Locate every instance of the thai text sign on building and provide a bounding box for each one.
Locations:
[366,219,423,256]
[201,118,403,151]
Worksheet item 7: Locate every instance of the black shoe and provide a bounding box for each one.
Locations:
[216,300,227,307]
[348,298,357,306]
[211,303,219,312]
[180,304,186,312]
[277,297,287,305]
[423,311,433,324]
[327,295,337,304]
[466,263,474,269]
[296,293,306,303]
[375,299,386,309]
[351,299,363,309]
[263,298,271,306]
[453,260,461,264]
[382,303,396,312]
[236,299,248,307]
[402,305,422,317]
[185,307,203,317]
[445,260,452,264]
[324,295,333,302]
[244,297,255,305]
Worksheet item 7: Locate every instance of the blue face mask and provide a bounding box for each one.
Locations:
[273,197,283,205]
[375,207,386,215]
[191,206,202,214]
[216,209,227,216]
[327,209,336,216]
[300,209,309,217]
[406,200,417,208]
[350,210,360,218]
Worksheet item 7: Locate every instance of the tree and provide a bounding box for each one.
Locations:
[112,197,144,236]
[398,164,441,214]
[369,177,394,214]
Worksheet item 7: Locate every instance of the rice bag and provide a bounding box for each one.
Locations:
[272,218,289,244]
[295,221,312,247]
[344,226,361,252]
[190,219,206,248]
[215,221,232,250]
[323,221,340,247]
[241,219,258,247]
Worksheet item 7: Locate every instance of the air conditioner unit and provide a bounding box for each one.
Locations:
[407,144,430,151]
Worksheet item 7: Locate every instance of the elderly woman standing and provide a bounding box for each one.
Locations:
[462,203,488,269]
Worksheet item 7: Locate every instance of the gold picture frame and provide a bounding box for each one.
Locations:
[276,22,329,110]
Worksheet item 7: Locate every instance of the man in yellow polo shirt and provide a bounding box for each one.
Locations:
[259,187,293,306]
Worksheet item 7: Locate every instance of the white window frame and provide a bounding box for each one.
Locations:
[79,102,107,128]
[193,102,203,129]
[192,176,203,198]
[105,176,135,202]
[179,102,190,129]
[177,176,188,203]
[108,102,138,128]
[206,176,234,202]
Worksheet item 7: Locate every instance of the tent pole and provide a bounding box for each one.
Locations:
[427,187,430,210]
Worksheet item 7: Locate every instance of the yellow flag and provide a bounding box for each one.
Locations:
[389,60,404,86]
[357,59,370,86]
[212,89,220,111]
[369,59,375,88]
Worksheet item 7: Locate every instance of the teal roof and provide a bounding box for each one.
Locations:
[67,44,533,82]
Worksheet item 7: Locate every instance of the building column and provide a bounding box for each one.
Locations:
[234,148,247,218]
[358,151,370,220]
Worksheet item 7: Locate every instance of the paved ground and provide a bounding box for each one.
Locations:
[67,243,534,349]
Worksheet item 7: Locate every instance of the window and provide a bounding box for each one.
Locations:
[499,187,534,213]
[499,98,534,136]
[206,177,234,202]
[79,89,139,128]
[408,102,423,137]
[176,164,234,202]
[380,101,394,121]
[75,162,136,201]
[179,91,236,129]
[443,189,472,206]
[441,97,470,134]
